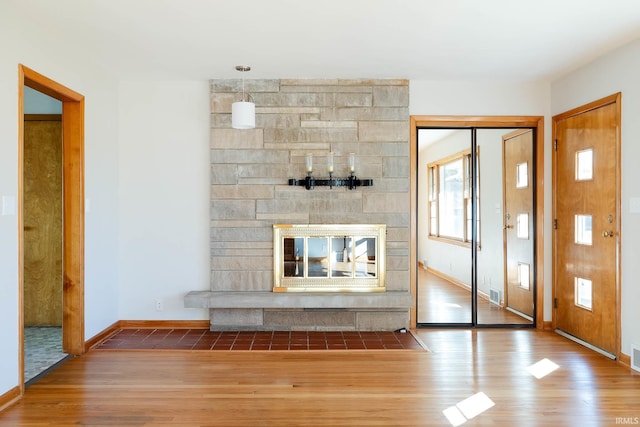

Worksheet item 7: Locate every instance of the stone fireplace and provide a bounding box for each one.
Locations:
[184,78,412,331]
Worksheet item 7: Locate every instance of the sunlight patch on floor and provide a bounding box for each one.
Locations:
[443,392,495,426]
[527,358,560,379]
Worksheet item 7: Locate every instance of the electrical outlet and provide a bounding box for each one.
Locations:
[155,299,163,311]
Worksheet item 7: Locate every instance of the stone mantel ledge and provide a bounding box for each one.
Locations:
[184,291,413,310]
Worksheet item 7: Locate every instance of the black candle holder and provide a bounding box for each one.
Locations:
[288,172,373,190]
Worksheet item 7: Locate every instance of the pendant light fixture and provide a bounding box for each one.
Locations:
[231,65,255,129]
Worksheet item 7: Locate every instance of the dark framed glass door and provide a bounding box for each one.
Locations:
[416,127,536,327]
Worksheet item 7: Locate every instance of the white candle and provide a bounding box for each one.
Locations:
[305,153,313,173]
[348,153,355,173]
[327,152,334,173]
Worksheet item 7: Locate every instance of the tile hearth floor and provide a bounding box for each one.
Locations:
[95,329,425,351]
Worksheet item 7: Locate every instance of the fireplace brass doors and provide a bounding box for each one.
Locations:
[273,224,386,292]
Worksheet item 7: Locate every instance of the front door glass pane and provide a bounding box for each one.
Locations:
[516,162,528,188]
[575,214,593,245]
[575,277,593,310]
[518,263,530,290]
[516,213,529,239]
[576,149,593,181]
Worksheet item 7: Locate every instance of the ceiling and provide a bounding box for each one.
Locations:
[6,0,640,81]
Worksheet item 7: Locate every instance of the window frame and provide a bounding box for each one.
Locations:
[427,148,480,248]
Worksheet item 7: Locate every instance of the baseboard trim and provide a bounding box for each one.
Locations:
[427,267,491,302]
[85,321,121,350]
[618,352,631,369]
[542,321,553,331]
[117,320,211,329]
[0,386,21,412]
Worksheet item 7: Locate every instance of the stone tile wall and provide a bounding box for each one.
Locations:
[207,79,410,330]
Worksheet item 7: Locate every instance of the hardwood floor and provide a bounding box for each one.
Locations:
[418,268,531,325]
[1,329,638,426]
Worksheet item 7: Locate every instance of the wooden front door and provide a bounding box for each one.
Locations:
[503,129,534,318]
[553,94,620,356]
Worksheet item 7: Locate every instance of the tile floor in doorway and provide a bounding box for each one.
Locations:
[24,327,67,382]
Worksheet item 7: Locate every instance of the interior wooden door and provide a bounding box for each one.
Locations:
[553,95,620,355]
[503,129,534,318]
[23,116,63,326]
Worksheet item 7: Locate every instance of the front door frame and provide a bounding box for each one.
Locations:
[551,93,621,358]
[18,65,85,392]
[410,115,545,329]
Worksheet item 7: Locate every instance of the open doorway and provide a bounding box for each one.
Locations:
[18,65,85,391]
[23,89,66,381]
[409,116,545,329]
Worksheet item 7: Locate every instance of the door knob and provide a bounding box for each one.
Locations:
[505,224,513,230]
[602,231,614,238]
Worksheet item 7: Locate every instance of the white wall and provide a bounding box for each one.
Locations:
[116,80,210,320]
[551,38,640,356]
[0,10,119,396]
[411,80,552,320]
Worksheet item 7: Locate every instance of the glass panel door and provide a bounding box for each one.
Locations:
[417,128,536,327]
[417,129,472,324]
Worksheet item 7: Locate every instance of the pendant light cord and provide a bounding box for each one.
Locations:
[235,65,251,102]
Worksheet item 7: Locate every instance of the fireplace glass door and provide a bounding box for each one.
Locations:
[274,224,385,292]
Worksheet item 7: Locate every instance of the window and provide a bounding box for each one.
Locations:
[439,158,464,239]
[428,150,480,246]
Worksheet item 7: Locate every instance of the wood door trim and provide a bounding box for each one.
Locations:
[551,93,621,359]
[552,93,620,122]
[503,128,532,140]
[18,65,85,395]
[24,114,62,121]
[23,67,84,102]
[410,116,545,329]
